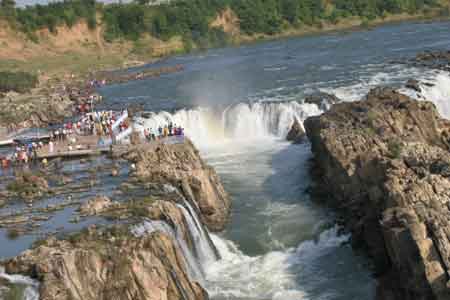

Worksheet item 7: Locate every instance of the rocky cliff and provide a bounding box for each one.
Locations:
[123,139,231,232]
[305,87,450,300]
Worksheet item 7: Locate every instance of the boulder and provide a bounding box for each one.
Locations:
[78,196,114,216]
[286,118,306,144]
[405,79,422,93]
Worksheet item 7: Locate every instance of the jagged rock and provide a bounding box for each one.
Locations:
[2,226,208,300]
[405,79,422,93]
[286,118,306,144]
[305,87,450,300]
[78,196,115,216]
[304,92,340,110]
[123,138,231,232]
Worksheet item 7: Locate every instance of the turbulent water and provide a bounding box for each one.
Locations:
[98,20,450,300]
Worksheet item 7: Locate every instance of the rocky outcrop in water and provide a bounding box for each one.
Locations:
[78,195,117,216]
[304,92,341,110]
[408,50,450,72]
[123,139,231,232]
[305,87,450,300]
[286,118,306,144]
[7,172,49,200]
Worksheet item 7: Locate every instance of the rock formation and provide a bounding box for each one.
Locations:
[78,195,117,216]
[405,78,422,93]
[286,117,307,144]
[304,92,341,110]
[409,50,450,72]
[2,223,208,300]
[305,87,450,300]
[123,139,231,232]
[7,172,49,200]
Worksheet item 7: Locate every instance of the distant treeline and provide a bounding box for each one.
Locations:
[0,0,445,45]
[0,71,38,93]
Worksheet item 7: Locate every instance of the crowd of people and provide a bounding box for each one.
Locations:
[50,110,129,139]
[143,122,184,141]
[1,111,187,169]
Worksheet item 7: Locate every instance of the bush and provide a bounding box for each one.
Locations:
[0,71,38,93]
[388,140,403,158]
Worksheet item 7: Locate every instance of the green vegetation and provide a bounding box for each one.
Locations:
[388,139,403,158]
[0,71,38,93]
[1,0,444,46]
[13,0,96,35]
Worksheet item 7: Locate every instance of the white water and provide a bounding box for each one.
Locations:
[177,202,218,265]
[132,219,204,282]
[132,200,354,300]
[0,266,39,300]
[135,101,321,147]
[205,227,350,300]
[399,70,450,118]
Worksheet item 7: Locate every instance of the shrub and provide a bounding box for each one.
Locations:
[0,71,38,93]
[388,140,403,159]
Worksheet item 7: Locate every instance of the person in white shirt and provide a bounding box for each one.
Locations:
[49,141,54,153]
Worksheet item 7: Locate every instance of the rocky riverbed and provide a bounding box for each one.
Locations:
[0,138,230,300]
[305,87,450,300]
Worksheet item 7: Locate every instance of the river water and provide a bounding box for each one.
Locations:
[97,20,450,300]
[99,20,450,300]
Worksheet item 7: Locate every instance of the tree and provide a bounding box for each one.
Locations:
[1,0,16,19]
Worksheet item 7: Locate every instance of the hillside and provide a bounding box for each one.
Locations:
[0,0,449,80]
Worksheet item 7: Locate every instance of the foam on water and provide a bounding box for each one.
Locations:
[0,266,40,300]
[400,70,450,118]
[204,226,349,300]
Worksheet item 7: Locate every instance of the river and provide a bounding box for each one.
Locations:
[98,20,450,299]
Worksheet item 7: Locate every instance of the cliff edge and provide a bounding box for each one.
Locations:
[123,139,231,232]
[305,88,450,300]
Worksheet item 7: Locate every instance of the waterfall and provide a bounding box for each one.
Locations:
[417,71,450,118]
[132,219,204,282]
[0,266,40,300]
[177,202,219,265]
[135,101,322,146]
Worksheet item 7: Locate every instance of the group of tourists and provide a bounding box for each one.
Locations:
[2,141,45,167]
[143,122,184,142]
